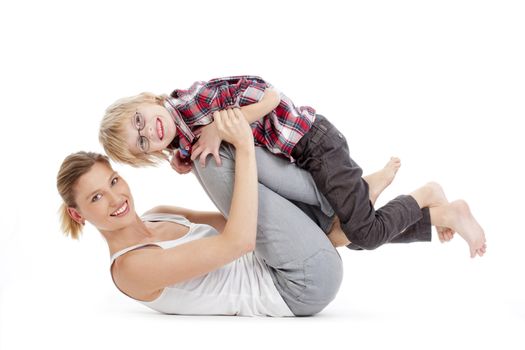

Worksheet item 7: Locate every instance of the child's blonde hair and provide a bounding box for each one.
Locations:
[99,92,168,167]
[56,151,111,239]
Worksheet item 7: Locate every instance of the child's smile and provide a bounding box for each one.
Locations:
[125,103,177,154]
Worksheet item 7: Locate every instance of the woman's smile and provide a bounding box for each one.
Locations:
[110,200,130,217]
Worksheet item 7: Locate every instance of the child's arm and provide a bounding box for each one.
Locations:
[189,82,280,168]
[189,88,280,168]
[239,87,281,124]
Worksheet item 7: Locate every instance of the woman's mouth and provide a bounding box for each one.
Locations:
[110,200,129,217]
[156,118,164,141]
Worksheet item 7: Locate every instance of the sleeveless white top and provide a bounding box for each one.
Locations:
[109,213,293,317]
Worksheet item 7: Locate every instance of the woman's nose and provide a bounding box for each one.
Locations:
[107,191,120,207]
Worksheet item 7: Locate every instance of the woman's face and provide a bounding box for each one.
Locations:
[124,103,177,155]
[69,162,137,232]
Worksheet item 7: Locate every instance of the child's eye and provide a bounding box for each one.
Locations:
[138,137,149,152]
[134,114,141,127]
[111,177,119,186]
[92,194,102,202]
[134,112,145,129]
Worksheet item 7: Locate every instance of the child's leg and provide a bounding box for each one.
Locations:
[327,207,432,248]
[368,173,454,243]
[410,182,486,258]
[344,155,453,243]
[363,157,401,206]
[254,146,401,230]
[326,184,485,258]
[292,114,434,250]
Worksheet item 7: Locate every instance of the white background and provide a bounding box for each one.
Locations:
[1,0,524,349]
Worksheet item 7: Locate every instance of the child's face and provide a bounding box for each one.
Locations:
[124,103,177,155]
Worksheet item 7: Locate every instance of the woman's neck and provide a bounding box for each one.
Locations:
[100,214,155,255]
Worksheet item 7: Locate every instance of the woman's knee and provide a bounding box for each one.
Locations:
[294,249,343,315]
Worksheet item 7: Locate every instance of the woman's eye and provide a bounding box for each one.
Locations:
[111,177,119,186]
[91,194,102,202]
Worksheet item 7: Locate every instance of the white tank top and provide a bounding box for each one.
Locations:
[109,213,293,317]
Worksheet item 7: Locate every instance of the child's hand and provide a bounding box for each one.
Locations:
[169,149,193,174]
[190,119,223,168]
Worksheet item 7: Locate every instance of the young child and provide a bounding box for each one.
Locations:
[100,76,486,257]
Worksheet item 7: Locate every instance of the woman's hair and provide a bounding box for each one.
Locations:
[99,92,168,167]
[56,151,111,239]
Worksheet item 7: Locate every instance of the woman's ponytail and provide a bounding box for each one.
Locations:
[56,151,110,239]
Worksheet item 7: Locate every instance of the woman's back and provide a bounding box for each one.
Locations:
[110,213,293,317]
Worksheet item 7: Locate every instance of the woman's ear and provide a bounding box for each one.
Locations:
[67,207,85,226]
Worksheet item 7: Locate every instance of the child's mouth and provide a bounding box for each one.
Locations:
[156,118,164,141]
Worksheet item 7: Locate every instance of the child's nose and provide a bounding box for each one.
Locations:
[148,125,155,140]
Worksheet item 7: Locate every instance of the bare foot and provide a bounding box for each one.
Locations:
[431,200,487,258]
[425,182,456,243]
[364,157,401,205]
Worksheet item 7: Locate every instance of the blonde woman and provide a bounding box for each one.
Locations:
[57,109,345,316]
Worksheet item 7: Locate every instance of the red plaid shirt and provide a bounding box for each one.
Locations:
[163,75,316,160]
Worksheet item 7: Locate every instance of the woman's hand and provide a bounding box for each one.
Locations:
[169,149,193,174]
[190,122,223,168]
[214,108,254,149]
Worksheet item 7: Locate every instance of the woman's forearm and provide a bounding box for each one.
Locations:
[222,144,258,252]
[212,109,259,254]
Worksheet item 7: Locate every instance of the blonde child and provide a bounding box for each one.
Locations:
[99,76,485,256]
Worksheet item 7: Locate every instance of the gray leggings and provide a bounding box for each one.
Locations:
[192,144,343,316]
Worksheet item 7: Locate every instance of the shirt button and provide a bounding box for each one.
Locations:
[185,146,190,150]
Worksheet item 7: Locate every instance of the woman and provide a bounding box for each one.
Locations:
[57,109,344,316]
[56,109,484,316]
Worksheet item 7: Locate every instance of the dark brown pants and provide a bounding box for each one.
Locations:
[291,114,431,250]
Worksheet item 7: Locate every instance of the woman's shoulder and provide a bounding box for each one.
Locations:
[111,244,164,302]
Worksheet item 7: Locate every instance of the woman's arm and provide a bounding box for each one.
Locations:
[114,109,257,300]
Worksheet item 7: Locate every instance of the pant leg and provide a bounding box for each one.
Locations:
[346,207,432,249]
[390,207,432,243]
[192,143,343,316]
[255,142,430,247]
[292,114,432,250]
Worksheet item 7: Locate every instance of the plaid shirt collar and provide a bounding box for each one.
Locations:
[163,97,196,155]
